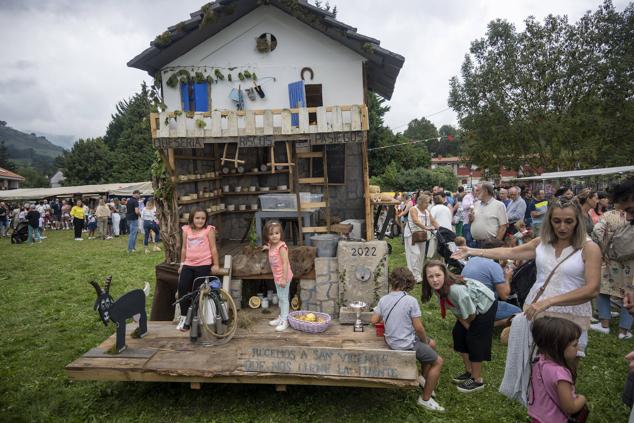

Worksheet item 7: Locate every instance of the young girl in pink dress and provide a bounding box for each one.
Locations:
[529,317,588,423]
[263,220,293,332]
[176,208,219,331]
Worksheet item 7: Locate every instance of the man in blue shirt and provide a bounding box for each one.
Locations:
[461,239,521,324]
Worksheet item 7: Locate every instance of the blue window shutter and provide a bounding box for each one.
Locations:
[288,81,305,126]
[180,83,190,112]
[193,83,209,112]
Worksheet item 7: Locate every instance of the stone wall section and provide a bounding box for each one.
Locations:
[299,257,339,318]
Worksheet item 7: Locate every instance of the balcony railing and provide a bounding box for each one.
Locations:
[150,104,368,140]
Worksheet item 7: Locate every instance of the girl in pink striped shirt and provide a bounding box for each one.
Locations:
[262,220,293,332]
[176,208,219,331]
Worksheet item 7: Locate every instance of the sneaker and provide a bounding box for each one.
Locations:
[452,371,471,384]
[590,322,610,334]
[612,311,621,318]
[40,236,47,239]
[176,316,188,332]
[591,316,599,324]
[619,332,633,340]
[457,378,485,393]
[269,316,281,326]
[416,396,445,412]
[106,236,113,240]
[74,238,83,241]
[153,246,161,252]
[275,319,289,332]
[418,375,437,398]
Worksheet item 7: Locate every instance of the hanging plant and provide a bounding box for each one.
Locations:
[199,4,216,29]
[214,69,225,80]
[179,76,189,84]
[194,72,205,83]
[196,119,207,129]
[173,110,183,117]
[243,70,252,79]
[206,75,215,84]
[166,73,179,88]
[153,31,172,47]
[227,73,233,82]
[238,72,245,81]
[251,72,257,81]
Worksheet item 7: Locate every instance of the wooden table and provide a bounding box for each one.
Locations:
[66,313,418,390]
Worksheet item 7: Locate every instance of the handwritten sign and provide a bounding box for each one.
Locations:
[154,138,204,149]
[238,346,415,380]
[310,131,363,145]
[238,135,274,148]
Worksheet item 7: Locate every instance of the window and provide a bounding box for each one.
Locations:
[311,144,345,185]
[180,82,209,112]
[304,84,323,125]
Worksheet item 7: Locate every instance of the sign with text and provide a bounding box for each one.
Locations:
[238,346,415,380]
[154,138,204,149]
[309,131,363,145]
[238,135,274,148]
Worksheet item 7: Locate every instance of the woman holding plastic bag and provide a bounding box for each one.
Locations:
[451,198,601,405]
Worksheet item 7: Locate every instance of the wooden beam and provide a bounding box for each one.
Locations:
[297,152,323,159]
[298,177,325,184]
[301,226,329,233]
[361,131,373,240]
[300,202,327,209]
[149,112,158,139]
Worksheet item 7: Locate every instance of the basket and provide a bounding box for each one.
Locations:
[288,311,331,333]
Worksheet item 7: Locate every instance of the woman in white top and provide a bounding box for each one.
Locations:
[404,194,439,283]
[141,198,161,253]
[453,198,600,403]
[430,193,454,231]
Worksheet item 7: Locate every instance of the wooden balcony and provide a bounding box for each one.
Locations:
[150,105,369,147]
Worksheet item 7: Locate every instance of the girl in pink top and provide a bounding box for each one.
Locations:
[528,317,587,423]
[262,220,293,332]
[176,208,219,331]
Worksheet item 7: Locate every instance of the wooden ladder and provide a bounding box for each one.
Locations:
[292,147,330,245]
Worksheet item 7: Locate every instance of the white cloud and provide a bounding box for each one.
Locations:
[0,0,628,143]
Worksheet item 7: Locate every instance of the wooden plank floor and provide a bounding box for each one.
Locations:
[66,310,418,389]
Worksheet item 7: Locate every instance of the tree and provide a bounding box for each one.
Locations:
[61,138,112,185]
[0,141,17,171]
[449,1,634,173]
[104,82,154,182]
[17,166,49,188]
[367,93,430,177]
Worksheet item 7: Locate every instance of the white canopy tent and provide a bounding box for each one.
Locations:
[0,182,153,202]
[515,165,634,181]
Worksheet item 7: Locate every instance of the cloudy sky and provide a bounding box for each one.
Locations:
[0,0,628,148]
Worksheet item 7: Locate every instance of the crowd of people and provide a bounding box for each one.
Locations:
[1,190,162,253]
[375,177,634,419]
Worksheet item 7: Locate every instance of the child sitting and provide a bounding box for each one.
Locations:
[371,267,445,412]
[529,317,587,423]
[262,220,293,332]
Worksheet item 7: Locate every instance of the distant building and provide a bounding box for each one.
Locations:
[431,156,520,187]
[50,170,65,188]
[0,167,25,190]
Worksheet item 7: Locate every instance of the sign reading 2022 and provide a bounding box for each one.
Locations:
[351,247,377,257]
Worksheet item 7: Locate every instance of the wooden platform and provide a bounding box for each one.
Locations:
[66,312,418,390]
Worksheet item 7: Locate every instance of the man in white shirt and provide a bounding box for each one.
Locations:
[430,192,454,231]
[470,182,508,246]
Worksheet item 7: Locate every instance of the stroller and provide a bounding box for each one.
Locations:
[433,227,464,273]
[507,260,537,309]
[11,222,29,244]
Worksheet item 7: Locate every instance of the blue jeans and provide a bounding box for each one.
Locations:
[128,219,138,252]
[597,293,633,331]
[27,225,41,244]
[276,282,290,321]
[495,300,521,321]
[143,220,160,246]
[463,223,476,247]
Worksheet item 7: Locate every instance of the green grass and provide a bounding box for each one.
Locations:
[0,231,631,422]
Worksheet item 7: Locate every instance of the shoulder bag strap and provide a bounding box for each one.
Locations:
[531,248,579,305]
[384,292,407,324]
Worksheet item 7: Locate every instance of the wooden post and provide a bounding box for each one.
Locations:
[361,131,373,240]
[190,382,201,390]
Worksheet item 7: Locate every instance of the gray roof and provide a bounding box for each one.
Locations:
[127,0,404,99]
[514,165,634,181]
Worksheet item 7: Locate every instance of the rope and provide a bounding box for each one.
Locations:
[197,287,238,339]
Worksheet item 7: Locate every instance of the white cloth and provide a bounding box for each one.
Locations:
[430,204,453,231]
[404,237,428,283]
[111,212,120,236]
[141,208,156,221]
[499,313,533,406]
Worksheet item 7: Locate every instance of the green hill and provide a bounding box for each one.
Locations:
[0,125,66,161]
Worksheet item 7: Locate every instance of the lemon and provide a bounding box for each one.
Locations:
[305,313,317,322]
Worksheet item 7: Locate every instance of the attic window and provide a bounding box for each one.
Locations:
[256,33,277,53]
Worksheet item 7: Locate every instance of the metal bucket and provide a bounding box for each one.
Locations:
[310,234,341,257]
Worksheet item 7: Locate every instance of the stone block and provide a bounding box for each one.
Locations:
[337,240,389,308]
[339,307,374,324]
[315,281,331,301]
[321,300,336,317]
